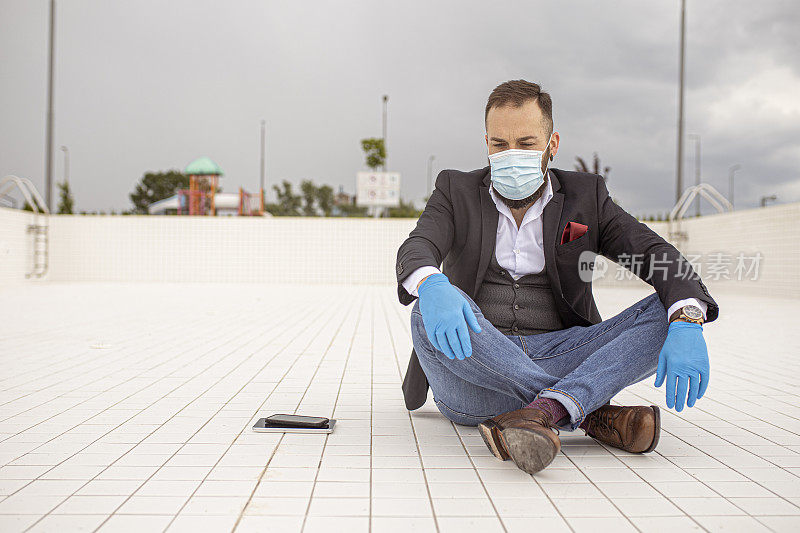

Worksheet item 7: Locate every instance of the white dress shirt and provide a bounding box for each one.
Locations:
[402,171,707,321]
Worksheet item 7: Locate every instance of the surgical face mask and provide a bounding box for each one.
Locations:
[488,132,554,200]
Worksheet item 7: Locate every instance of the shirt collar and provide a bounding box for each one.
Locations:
[488,170,554,227]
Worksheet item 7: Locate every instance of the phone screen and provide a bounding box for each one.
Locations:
[265,414,329,427]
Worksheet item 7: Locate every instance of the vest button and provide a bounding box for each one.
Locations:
[512,326,518,332]
[514,283,520,289]
[514,304,520,310]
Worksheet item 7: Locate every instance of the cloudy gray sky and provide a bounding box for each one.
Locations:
[1,0,799,215]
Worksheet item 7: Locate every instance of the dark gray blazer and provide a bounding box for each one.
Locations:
[395,165,718,410]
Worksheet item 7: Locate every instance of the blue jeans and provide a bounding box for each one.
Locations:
[410,287,668,430]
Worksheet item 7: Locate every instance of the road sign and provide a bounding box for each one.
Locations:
[356,172,401,207]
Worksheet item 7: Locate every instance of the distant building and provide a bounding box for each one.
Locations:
[332,185,356,216]
[334,189,354,206]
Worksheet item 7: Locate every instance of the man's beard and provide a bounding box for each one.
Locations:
[495,170,549,210]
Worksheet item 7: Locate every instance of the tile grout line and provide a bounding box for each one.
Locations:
[381,290,443,532]
[2,309,246,489]
[0,311,234,423]
[227,288,364,531]
[164,292,353,532]
[624,390,797,527]
[19,303,307,531]
[298,290,368,531]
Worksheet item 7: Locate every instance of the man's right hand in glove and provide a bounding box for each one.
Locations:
[417,273,482,360]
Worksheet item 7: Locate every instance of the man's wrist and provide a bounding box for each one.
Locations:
[417,274,434,291]
[669,305,705,325]
[402,266,441,297]
[666,298,707,323]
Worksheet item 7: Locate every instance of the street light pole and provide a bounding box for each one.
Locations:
[688,133,701,216]
[728,164,741,209]
[60,146,69,184]
[45,0,56,212]
[675,0,687,206]
[260,119,266,201]
[427,155,436,198]
[382,95,388,172]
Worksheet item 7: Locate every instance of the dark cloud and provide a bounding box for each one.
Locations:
[0,0,798,214]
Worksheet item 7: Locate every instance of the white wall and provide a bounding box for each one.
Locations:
[679,202,800,297]
[45,214,415,284]
[589,205,800,298]
[2,203,799,298]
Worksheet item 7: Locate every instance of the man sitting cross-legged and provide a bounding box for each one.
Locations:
[395,79,716,475]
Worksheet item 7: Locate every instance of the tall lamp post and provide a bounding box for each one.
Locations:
[675,0,687,205]
[382,95,388,172]
[45,0,56,212]
[728,164,741,209]
[60,145,69,184]
[427,155,436,198]
[688,133,701,216]
[259,119,266,202]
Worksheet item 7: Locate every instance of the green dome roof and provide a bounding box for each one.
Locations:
[185,156,223,176]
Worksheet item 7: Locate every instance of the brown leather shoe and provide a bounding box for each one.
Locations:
[583,404,660,453]
[478,407,561,474]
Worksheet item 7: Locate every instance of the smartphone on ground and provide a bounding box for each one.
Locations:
[252,413,336,433]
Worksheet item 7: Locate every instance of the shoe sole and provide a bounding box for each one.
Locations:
[478,419,509,461]
[642,405,661,454]
[499,427,560,475]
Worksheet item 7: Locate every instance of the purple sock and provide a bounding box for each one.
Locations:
[525,397,569,426]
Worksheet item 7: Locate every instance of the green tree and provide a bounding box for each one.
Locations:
[387,198,423,218]
[361,138,386,170]
[57,180,75,214]
[300,180,318,216]
[316,184,334,216]
[268,180,336,216]
[129,169,188,214]
[265,180,303,216]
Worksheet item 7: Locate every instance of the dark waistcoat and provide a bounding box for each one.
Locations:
[473,250,564,336]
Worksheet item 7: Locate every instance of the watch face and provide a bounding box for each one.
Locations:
[683,305,703,320]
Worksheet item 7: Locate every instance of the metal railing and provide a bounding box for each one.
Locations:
[0,175,50,278]
[668,183,733,247]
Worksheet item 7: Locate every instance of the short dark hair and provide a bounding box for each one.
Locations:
[484,80,553,135]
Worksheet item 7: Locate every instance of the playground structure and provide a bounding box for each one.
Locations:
[176,157,264,216]
[238,187,265,216]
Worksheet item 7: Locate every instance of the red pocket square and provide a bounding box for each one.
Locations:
[560,221,589,245]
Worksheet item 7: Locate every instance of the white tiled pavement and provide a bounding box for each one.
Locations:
[1,282,799,533]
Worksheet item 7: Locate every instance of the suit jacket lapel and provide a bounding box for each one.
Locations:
[474,168,498,296]
[542,169,564,291]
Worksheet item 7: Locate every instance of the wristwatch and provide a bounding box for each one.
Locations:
[669,304,704,325]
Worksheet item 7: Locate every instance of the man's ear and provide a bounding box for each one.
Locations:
[484,134,488,147]
[550,131,560,159]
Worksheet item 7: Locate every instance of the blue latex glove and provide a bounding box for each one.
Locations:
[417,273,482,360]
[654,321,710,412]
